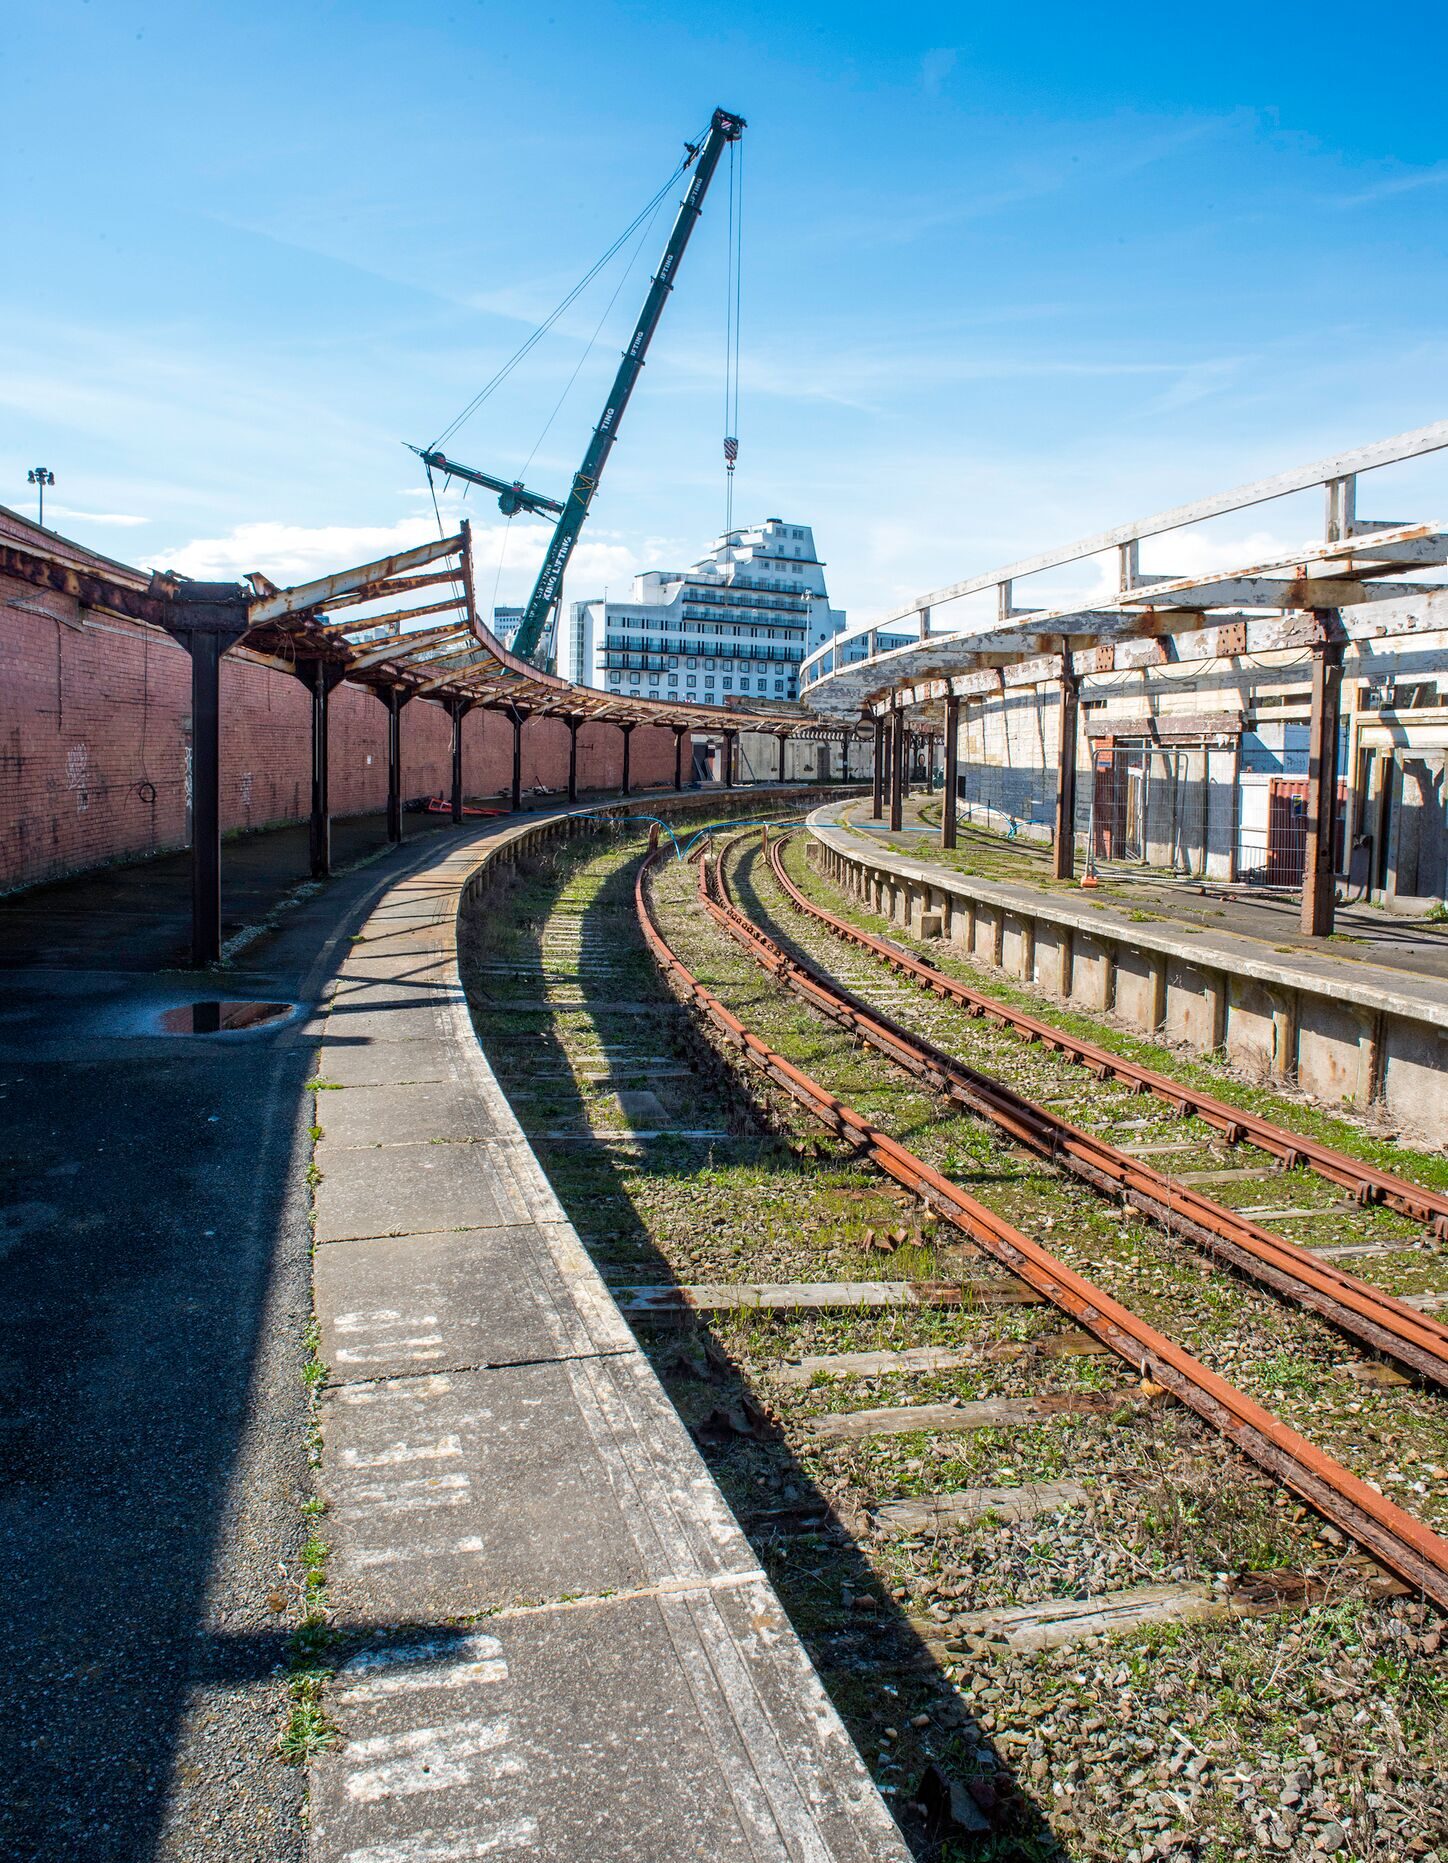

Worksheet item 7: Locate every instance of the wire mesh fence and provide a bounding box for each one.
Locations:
[951,757,1055,841]
[946,743,1351,892]
[1086,745,1350,889]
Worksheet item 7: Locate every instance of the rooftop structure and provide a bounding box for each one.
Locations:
[569,518,846,706]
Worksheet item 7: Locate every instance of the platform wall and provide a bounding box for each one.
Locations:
[0,586,682,892]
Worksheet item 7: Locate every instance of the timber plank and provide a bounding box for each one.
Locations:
[804,1389,1136,1443]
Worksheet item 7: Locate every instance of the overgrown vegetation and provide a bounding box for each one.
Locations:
[450,819,1448,1860]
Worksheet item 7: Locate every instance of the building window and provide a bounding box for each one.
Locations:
[686,657,696,669]
[629,672,640,684]
[722,677,733,691]
[687,675,697,688]
[705,659,715,671]
[609,672,621,686]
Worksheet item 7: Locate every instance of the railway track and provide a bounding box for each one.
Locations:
[460,820,1448,1859]
[783,826,1448,1237]
[639,836,1448,1610]
[727,833,1448,1389]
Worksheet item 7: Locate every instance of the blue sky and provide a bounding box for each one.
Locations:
[4,0,1446,627]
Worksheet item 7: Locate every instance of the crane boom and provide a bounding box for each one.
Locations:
[509,106,745,666]
[411,450,565,520]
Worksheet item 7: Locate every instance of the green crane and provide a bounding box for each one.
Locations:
[415,106,745,669]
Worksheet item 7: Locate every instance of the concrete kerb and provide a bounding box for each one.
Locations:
[805,803,1448,1147]
[304,785,909,1862]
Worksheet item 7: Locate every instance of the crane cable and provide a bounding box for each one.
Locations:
[483,195,673,648]
[722,136,744,534]
[428,129,708,455]
[520,178,676,486]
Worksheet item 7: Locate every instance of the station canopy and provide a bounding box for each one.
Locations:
[0,511,859,740]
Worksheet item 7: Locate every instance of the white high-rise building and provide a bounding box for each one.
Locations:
[492,606,524,648]
[567,519,845,704]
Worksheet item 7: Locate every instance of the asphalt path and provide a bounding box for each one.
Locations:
[0,823,472,1862]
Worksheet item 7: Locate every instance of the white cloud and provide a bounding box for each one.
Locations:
[659,338,1192,415]
[1137,526,1309,579]
[150,516,445,582]
[1147,357,1249,416]
[1066,526,1315,608]
[148,510,641,608]
[49,505,148,527]
[1333,164,1448,210]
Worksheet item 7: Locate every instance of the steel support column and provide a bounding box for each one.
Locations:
[723,730,736,788]
[308,664,346,878]
[777,733,786,783]
[1052,661,1080,881]
[620,722,634,796]
[509,708,525,812]
[818,738,831,785]
[158,585,249,967]
[889,708,904,831]
[871,716,885,819]
[449,698,474,824]
[943,696,960,851]
[189,633,224,963]
[923,733,934,795]
[674,726,687,792]
[567,716,581,802]
[386,689,411,843]
[1302,621,1345,937]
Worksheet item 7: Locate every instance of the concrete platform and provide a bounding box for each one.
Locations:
[0,782,879,1863]
[308,798,908,1861]
[810,800,1448,1146]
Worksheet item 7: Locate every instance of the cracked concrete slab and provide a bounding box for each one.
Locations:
[317,1077,515,1148]
[311,1037,455,1089]
[318,1352,758,1615]
[312,1136,539,1242]
[309,1581,904,1863]
[314,1222,609,1376]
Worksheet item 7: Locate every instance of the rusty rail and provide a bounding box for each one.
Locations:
[634,844,1448,1608]
[770,832,1448,1238]
[692,832,1448,1389]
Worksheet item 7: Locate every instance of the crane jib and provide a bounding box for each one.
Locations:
[507,105,745,667]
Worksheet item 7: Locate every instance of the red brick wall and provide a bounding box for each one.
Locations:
[1,581,685,892]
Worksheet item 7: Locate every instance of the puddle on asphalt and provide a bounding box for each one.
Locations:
[155,1000,293,1034]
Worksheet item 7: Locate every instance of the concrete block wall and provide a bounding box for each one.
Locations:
[0,584,682,893]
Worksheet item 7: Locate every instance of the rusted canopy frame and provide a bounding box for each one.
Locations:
[0,515,855,970]
[807,418,1448,683]
[831,525,1448,720]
